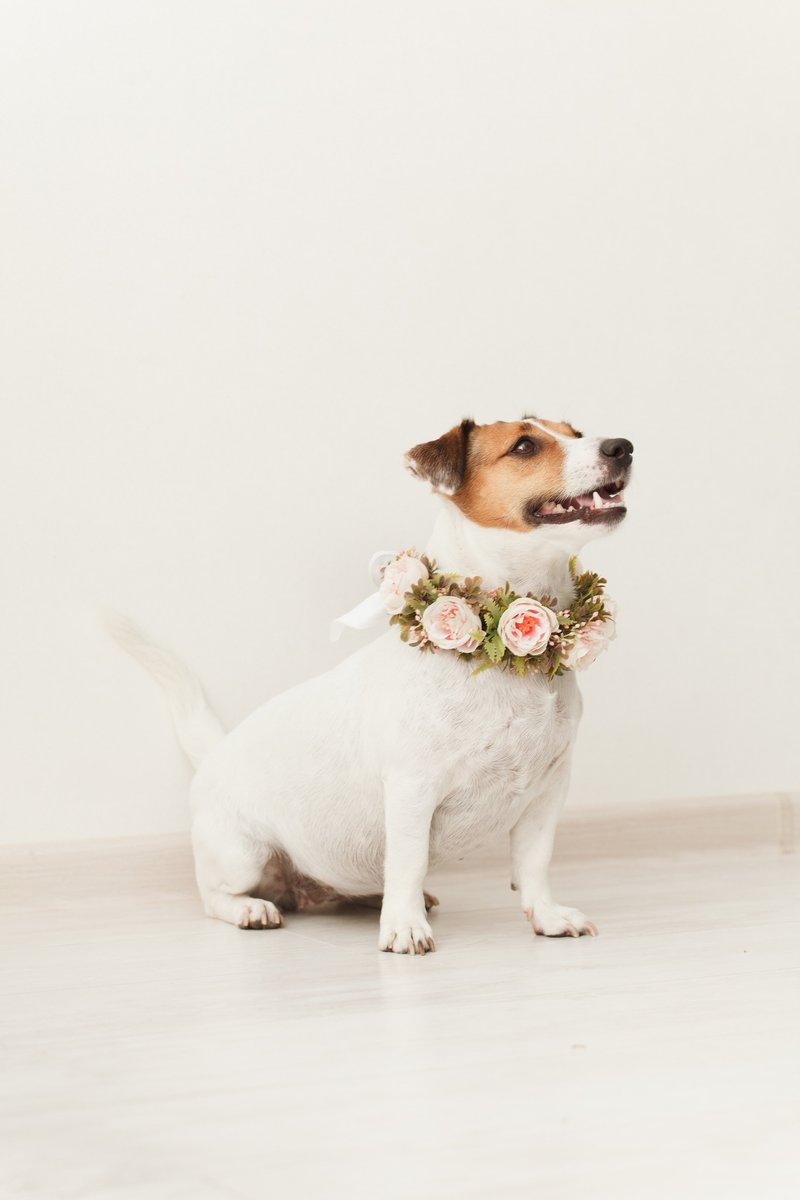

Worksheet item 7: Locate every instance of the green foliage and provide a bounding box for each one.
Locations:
[482,634,506,664]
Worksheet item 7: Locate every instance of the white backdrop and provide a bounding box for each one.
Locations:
[1,1,798,843]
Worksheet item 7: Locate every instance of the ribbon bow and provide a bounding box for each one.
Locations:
[329,551,394,641]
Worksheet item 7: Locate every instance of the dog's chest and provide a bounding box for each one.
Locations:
[425,668,579,860]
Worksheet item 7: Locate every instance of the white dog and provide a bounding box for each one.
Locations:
[111,416,633,954]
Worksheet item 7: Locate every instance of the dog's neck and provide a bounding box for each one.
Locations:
[426,500,588,608]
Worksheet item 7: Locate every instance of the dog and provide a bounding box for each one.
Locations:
[110,416,633,954]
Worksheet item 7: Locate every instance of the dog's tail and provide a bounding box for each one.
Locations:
[103,609,225,769]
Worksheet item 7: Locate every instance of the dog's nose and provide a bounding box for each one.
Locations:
[600,438,634,469]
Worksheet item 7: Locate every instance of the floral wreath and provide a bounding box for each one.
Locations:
[379,550,616,678]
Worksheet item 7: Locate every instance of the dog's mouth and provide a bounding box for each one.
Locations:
[531,478,627,525]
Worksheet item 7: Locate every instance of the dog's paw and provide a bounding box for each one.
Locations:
[236,899,283,929]
[423,891,439,911]
[379,915,436,955]
[524,903,597,938]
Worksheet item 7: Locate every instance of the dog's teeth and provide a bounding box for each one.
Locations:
[553,503,565,513]
[593,490,603,509]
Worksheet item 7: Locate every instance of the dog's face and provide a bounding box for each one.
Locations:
[406,416,633,542]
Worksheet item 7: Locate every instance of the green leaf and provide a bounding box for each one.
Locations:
[483,634,506,664]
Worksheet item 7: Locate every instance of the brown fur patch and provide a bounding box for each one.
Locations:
[258,851,339,911]
[450,420,572,531]
[523,416,581,439]
[406,419,474,493]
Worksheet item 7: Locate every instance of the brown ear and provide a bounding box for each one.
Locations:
[405,419,474,494]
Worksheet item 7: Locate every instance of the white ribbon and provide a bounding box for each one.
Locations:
[329,550,395,642]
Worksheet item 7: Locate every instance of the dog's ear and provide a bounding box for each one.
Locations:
[405,419,474,494]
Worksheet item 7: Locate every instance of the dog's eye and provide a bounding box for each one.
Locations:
[509,437,539,457]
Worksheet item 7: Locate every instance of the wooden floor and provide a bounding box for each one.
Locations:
[1,793,798,1200]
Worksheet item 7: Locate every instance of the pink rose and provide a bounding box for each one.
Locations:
[498,598,558,657]
[380,553,429,615]
[421,596,482,653]
[561,614,616,671]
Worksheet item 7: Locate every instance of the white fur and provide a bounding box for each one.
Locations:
[111,434,623,953]
[525,419,622,502]
[103,609,225,768]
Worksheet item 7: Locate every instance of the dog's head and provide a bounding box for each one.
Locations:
[406,416,633,544]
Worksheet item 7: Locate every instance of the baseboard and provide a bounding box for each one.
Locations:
[0,793,796,880]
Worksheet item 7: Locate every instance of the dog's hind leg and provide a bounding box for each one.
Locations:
[191,813,283,930]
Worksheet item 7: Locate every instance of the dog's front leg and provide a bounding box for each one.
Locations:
[510,761,598,938]
[378,772,437,955]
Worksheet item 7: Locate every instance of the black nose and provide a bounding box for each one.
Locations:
[600,438,634,469]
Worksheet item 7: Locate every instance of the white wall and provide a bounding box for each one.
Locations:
[2,1,798,844]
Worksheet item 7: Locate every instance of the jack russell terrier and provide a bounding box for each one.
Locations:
[111,416,633,954]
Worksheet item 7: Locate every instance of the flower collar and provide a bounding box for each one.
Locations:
[332,550,616,678]
[378,550,616,678]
